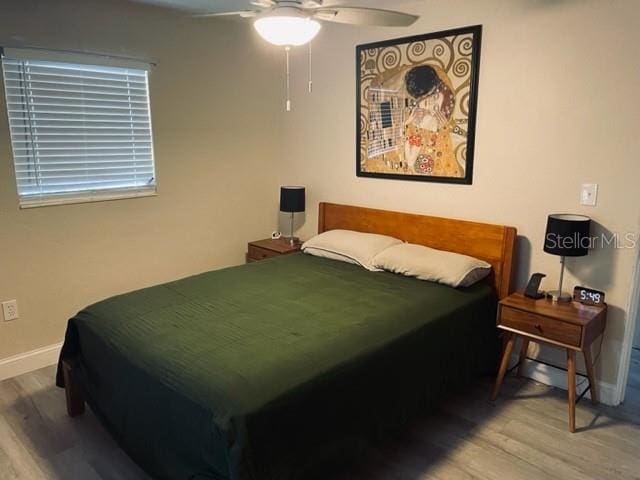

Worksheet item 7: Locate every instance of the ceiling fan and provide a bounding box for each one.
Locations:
[197,0,419,46]
[197,1,418,111]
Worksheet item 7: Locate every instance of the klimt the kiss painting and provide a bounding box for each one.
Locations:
[356,25,482,184]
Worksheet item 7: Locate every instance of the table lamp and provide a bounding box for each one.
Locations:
[280,186,305,245]
[543,214,591,303]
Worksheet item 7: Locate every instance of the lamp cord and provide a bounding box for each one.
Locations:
[520,333,605,390]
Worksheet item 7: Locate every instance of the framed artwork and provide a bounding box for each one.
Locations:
[356,25,482,184]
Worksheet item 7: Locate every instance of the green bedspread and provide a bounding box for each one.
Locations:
[57,252,498,480]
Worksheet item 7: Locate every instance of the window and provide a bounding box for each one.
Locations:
[1,48,156,207]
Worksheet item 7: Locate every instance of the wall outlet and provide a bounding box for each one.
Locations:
[2,300,19,321]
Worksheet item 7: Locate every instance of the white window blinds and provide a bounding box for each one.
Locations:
[1,49,156,207]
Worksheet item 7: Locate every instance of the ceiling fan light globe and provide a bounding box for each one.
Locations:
[253,16,321,46]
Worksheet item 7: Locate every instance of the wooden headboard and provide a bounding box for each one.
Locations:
[318,202,517,299]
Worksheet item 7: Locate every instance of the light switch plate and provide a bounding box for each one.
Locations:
[580,183,598,206]
[2,300,19,321]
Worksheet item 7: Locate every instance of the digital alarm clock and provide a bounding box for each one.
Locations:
[573,286,605,306]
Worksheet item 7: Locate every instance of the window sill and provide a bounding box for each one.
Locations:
[19,187,158,209]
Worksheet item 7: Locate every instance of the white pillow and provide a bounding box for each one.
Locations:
[372,243,492,287]
[302,229,402,271]
[302,247,360,266]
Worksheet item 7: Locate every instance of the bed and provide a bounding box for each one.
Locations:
[57,202,516,480]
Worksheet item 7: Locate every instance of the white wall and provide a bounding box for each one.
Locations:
[279,0,640,388]
[0,0,283,359]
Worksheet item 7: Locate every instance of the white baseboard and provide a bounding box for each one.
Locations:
[0,343,63,382]
[513,356,618,406]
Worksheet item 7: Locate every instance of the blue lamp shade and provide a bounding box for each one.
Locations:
[280,186,305,213]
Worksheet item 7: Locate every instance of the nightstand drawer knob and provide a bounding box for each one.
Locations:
[535,324,543,332]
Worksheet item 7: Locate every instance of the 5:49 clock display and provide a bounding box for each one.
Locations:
[573,286,605,306]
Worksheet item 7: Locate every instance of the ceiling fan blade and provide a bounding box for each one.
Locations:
[314,6,418,27]
[193,10,259,18]
[250,0,274,7]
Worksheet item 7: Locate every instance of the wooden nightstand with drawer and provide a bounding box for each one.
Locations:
[246,238,301,263]
[491,291,606,432]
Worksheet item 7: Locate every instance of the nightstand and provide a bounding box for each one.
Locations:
[491,291,607,432]
[246,238,301,263]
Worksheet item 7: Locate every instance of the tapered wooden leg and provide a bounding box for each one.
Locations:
[517,338,530,377]
[583,347,599,404]
[491,332,516,401]
[567,349,576,433]
[62,359,85,417]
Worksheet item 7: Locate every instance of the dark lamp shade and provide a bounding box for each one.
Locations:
[543,214,591,257]
[280,186,305,213]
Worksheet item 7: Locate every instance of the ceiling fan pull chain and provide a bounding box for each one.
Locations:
[308,41,313,94]
[285,46,291,112]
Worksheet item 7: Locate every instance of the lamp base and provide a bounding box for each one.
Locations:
[547,290,572,303]
[287,236,300,247]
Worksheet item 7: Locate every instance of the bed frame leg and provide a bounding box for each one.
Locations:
[62,359,85,417]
